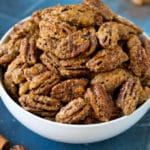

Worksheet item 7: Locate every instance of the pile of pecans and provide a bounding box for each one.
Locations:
[0,0,150,124]
[0,135,26,150]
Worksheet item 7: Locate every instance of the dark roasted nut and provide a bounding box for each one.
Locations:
[85,85,113,122]
[51,79,88,103]
[129,44,150,77]
[39,19,76,39]
[116,78,143,115]
[56,97,90,124]
[114,15,143,34]
[19,36,37,65]
[53,27,97,59]
[91,68,130,93]
[10,20,38,40]
[83,0,115,21]
[19,94,62,117]
[10,145,26,150]
[111,106,123,120]
[86,46,128,73]
[59,56,90,78]
[97,22,139,49]
[0,135,9,150]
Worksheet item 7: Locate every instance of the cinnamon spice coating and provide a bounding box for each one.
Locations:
[0,0,149,124]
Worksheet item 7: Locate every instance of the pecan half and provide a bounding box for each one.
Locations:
[53,27,97,59]
[56,97,90,124]
[86,46,128,73]
[10,20,38,40]
[19,36,37,65]
[51,79,88,103]
[116,78,143,115]
[85,85,113,122]
[10,145,27,150]
[129,43,150,77]
[91,68,130,93]
[58,57,90,78]
[97,22,139,49]
[19,94,62,117]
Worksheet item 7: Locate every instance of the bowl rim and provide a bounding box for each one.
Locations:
[0,16,150,128]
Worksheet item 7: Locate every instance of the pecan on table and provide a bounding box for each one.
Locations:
[131,0,150,5]
[97,22,140,49]
[128,36,150,77]
[10,145,27,150]
[116,78,143,115]
[85,84,113,122]
[56,97,90,124]
[91,68,130,93]
[19,94,62,117]
[58,57,90,78]
[0,135,9,150]
[51,78,88,103]
[86,46,128,73]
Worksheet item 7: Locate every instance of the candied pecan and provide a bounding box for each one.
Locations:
[114,15,143,34]
[0,135,9,150]
[139,86,150,104]
[84,0,115,21]
[0,39,21,66]
[39,19,76,39]
[56,97,90,124]
[10,20,38,40]
[128,42,150,77]
[86,46,128,73]
[19,81,30,96]
[53,27,97,59]
[10,145,26,150]
[40,52,59,74]
[131,0,150,5]
[19,36,37,65]
[19,94,62,117]
[58,4,103,27]
[116,78,143,115]
[85,85,113,122]
[24,63,47,81]
[91,68,130,93]
[58,56,90,78]
[110,106,123,120]
[51,79,88,103]
[97,22,139,49]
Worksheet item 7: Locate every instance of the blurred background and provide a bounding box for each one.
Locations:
[0,0,150,150]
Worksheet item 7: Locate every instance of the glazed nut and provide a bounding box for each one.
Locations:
[56,97,90,124]
[85,85,113,122]
[116,78,143,115]
[10,145,26,150]
[0,135,9,150]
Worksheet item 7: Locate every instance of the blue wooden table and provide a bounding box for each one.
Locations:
[0,0,150,149]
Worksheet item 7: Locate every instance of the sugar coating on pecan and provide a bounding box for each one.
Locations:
[86,46,128,73]
[19,94,62,117]
[97,22,139,49]
[91,68,130,93]
[56,97,90,124]
[116,78,143,115]
[51,79,88,103]
[85,85,113,122]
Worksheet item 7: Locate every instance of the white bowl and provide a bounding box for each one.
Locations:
[0,17,150,144]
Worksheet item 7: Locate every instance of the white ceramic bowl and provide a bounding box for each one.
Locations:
[0,17,150,144]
